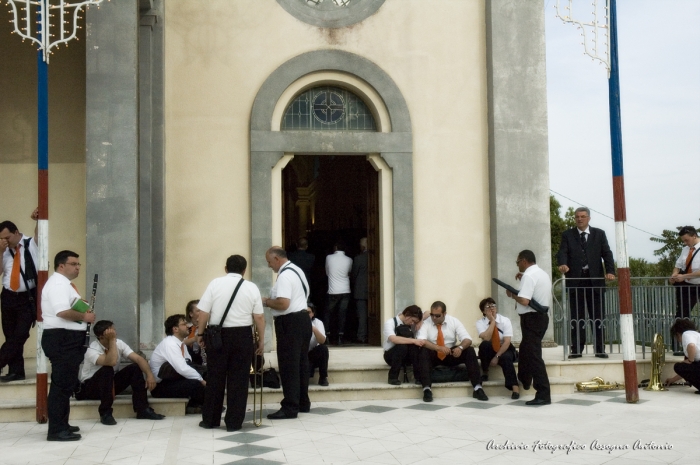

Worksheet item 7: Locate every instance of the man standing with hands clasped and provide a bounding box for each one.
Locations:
[263,247,312,419]
[41,250,95,441]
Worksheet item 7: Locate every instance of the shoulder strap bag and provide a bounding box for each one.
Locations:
[204,278,245,352]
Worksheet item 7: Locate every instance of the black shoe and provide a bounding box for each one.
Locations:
[100,414,117,426]
[526,398,551,406]
[68,425,80,433]
[199,421,218,429]
[267,409,297,420]
[673,351,684,357]
[0,373,25,382]
[318,377,329,386]
[226,425,242,432]
[423,389,433,402]
[511,392,520,400]
[388,378,401,386]
[137,407,165,420]
[299,406,310,413]
[473,388,488,401]
[568,354,582,359]
[595,353,609,359]
[47,430,81,442]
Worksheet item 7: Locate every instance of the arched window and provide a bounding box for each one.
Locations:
[281,86,377,131]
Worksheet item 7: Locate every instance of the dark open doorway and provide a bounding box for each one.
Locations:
[282,155,381,346]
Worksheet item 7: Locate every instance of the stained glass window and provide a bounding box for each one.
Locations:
[281,86,377,131]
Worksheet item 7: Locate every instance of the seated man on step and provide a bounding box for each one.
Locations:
[416,301,488,402]
[307,303,329,387]
[77,320,165,425]
[382,305,425,385]
[476,298,520,399]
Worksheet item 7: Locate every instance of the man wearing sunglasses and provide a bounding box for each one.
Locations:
[415,301,488,402]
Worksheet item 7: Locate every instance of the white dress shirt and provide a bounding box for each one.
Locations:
[309,318,325,351]
[476,313,513,343]
[41,272,86,330]
[149,335,202,382]
[197,273,263,327]
[676,243,700,285]
[2,235,38,292]
[270,261,309,316]
[416,314,472,347]
[80,338,134,382]
[682,331,700,361]
[325,251,352,294]
[516,264,552,315]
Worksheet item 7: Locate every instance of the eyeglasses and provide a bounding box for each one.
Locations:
[429,313,443,319]
[515,258,523,265]
[66,262,81,267]
[485,304,497,309]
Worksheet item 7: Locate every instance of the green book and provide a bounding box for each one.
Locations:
[71,297,91,314]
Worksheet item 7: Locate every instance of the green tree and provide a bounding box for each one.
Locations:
[650,225,699,277]
[550,195,575,280]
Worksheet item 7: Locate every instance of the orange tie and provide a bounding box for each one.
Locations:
[491,324,501,352]
[70,283,80,295]
[9,245,21,291]
[181,343,185,357]
[686,248,695,273]
[436,324,446,360]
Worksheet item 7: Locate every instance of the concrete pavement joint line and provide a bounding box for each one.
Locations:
[163,416,184,464]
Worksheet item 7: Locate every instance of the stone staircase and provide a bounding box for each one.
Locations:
[0,346,680,422]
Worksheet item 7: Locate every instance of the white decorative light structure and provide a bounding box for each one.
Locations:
[6,0,105,62]
[555,0,610,73]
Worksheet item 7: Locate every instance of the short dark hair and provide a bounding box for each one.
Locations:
[0,221,18,234]
[518,250,536,264]
[164,314,186,336]
[670,318,697,337]
[479,297,496,312]
[679,226,698,238]
[402,305,423,320]
[335,239,346,252]
[54,250,79,271]
[267,246,287,259]
[185,300,199,322]
[430,301,446,313]
[297,237,308,249]
[93,320,114,338]
[226,255,247,274]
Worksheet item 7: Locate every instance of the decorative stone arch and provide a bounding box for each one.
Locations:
[250,50,414,332]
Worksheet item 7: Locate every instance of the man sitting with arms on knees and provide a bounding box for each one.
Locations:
[307,303,329,387]
[665,319,700,393]
[383,305,424,385]
[77,320,164,425]
[476,298,520,399]
[150,314,206,414]
[416,301,488,402]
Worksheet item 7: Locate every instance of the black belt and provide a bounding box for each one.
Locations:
[2,287,35,296]
[273,310,304,321]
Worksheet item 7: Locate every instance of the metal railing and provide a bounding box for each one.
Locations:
[552,277,700,359]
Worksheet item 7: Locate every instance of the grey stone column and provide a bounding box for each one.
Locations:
[380,152,414,314]
[485,1,553,343]
[86,0,140,348]
[250,151,286,351]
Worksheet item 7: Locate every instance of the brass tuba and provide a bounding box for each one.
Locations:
[644,333,667,391]
[576,376,624,392]
[250,325,264,426]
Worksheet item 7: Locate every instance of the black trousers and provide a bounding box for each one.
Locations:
[151,378,205,408]
[42,328,87,435]
[201,326,253,429]
[383,344,418,381]
[518,312,550,400]
[674,361,700,391]
[75,364,148,416]
[674,283,700,319]
[274,311,312,415]
[327,293,350,336]
[0,287,36,376]
[308,344,329,378]
[478,340,518,390]
[417,346,481,388]
[568,279,606,354]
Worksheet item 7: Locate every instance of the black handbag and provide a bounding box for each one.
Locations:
[249,357,281,389]
[394,317,414,339]
[204,278,245,352]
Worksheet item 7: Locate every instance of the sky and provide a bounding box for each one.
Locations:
[545,0,700,262]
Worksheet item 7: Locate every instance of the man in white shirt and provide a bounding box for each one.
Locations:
[476,298,520,399]
[307,304,329,387]
[0,211,39,382]
[671,227,700,342]
[196,255,265,432]
[325,240,352,345]
[506,249,552,406]
[416,301,488,403]
[263,246,312,420]
[150,314,206,413]
[77,320,164,425]
[41,250,96,441]
[665,319,700,392]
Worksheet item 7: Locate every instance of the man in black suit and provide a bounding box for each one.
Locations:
[557,207,615,359]
[288,238,315,283]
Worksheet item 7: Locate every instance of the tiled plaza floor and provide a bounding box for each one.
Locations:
[0,386,696,465]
